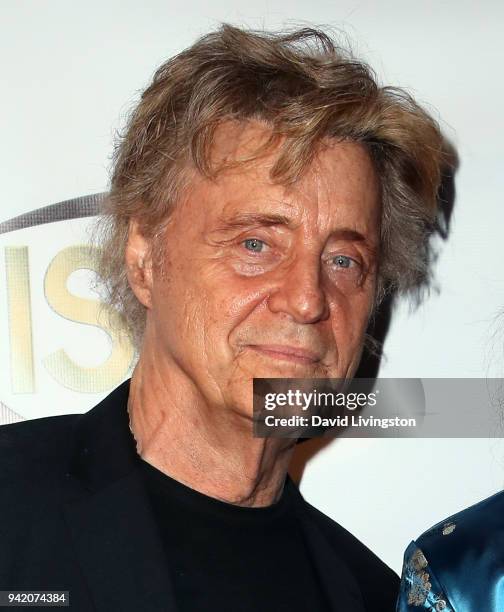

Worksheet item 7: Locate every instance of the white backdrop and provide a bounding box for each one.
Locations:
[2,1,503,572]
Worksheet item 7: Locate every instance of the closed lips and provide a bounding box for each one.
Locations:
[247,344,320,363]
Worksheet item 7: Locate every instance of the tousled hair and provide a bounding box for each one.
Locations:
[96,23,447,349]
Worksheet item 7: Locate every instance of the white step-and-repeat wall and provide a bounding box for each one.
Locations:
[1,1,503,572]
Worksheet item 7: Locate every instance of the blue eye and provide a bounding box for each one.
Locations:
[243,238,265,252]
[333,255,354,268]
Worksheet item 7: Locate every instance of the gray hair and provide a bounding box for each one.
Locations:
[95,23,447,349]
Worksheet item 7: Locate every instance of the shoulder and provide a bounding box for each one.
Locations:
[416,489,504,556]
[303,498,397,573]
[399,491,504,611]
[299,496,399,610]
[0,414,79,493]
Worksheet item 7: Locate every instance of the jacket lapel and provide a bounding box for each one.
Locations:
[61,381,178,612]
[61,380,367,612]
[290,484,366,612]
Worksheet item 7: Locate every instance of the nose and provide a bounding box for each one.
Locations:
[267,254,330,324]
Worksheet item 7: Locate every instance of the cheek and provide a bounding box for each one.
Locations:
[201,284,278,391]
[208,279,269,345]
[156,246,265,341]
[150,264,204,347]
[327,290,373,349]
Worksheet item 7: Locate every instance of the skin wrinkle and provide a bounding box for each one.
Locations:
[98,28,445,354]
[126,120,381,507]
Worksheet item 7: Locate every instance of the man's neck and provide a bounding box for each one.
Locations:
[127,358,296,507]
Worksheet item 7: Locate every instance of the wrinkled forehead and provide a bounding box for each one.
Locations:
[209,119,275,165]
[185,120,381,236]
[207,118,376,175]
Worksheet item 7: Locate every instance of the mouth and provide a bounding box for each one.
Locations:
[247,344,321,365]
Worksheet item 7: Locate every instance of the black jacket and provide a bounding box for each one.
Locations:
[0,381,398,611]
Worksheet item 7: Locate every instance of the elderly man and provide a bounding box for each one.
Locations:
[0,24,443,611]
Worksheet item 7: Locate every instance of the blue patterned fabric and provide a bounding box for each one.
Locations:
[397,491,504,611]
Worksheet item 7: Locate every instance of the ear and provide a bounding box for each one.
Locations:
[125,218,153,309]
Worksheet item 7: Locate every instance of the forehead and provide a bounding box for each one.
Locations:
[184,120,381,232]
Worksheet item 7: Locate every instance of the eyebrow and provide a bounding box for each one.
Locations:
[214,212,297,231]
[215,212,371,244]
[329,228,367,242]
[329,230,378,260]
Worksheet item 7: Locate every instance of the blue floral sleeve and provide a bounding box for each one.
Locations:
[396,542,454,611]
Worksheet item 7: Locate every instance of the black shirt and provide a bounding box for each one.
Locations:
[139,458,330,611]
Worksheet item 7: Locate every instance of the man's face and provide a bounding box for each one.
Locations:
[135,121,381,418]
